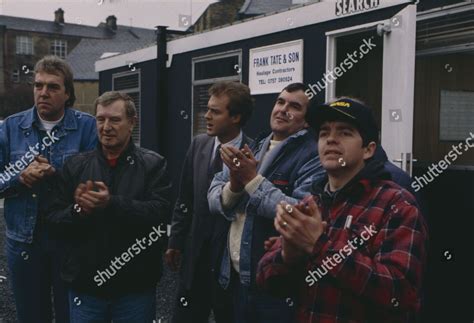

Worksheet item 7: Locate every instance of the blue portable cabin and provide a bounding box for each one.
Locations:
[96,1,474,321]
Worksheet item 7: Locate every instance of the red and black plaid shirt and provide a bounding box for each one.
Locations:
[257,161,428,323]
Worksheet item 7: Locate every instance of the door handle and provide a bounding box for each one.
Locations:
[392,153,417,177]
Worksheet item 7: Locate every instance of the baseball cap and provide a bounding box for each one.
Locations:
[306,97,379,144]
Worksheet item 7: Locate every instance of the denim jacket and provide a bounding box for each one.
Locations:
[0,107,97,243]
[208,129,325,289]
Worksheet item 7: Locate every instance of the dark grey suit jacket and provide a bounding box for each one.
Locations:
[168,133,252,290]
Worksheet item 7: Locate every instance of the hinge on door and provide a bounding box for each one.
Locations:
[376,22,391,36]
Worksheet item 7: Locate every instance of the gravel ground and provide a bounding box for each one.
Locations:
[0,201,18,323]
[0,199,181,323]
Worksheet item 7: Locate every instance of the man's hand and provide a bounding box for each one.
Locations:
[77,181,110,210]
[19,155,56,188]
[74,180,110,214]
[221,145,245,192]
[264,236,303,265]
[165,249,182,272]
[274,197,327,257]
[280,232,305,264]
[220,144,258,187]
[74,182,92,214]
[264,236,280,251]
[228,169,244,192]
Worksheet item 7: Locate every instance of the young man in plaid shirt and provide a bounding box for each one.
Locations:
[257,98,428,323]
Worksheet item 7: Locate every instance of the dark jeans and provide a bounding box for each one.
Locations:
[68,288,156,323]
[231,269,294,323]
[172,242,233,323]
[5,226,70,323]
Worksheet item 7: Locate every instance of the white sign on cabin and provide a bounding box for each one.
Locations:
[249,40,303,95]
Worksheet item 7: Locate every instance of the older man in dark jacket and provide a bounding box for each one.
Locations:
[47,91,171,322]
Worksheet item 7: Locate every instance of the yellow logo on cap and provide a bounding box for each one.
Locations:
[330,101,351,108]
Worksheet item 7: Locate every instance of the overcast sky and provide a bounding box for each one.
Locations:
[0,0,216,30]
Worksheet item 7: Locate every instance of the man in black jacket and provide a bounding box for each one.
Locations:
[47,91,171,322]
[166,81,254,323]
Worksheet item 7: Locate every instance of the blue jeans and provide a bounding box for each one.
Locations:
[231,270,294,323]
[69,288,156,323]
[5,227,70,323]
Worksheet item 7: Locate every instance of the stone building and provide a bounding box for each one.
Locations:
[0,9,155,117]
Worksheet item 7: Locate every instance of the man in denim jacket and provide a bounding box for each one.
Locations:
[208,83,325,322]
[0,56,97,322]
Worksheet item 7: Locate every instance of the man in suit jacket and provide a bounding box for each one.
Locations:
[166,81,254,323]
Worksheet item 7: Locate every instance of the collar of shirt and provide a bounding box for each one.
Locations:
[35,110,64,132]
[211,131,243,162]
[324,181,342,199]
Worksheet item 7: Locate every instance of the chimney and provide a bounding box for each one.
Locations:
[54,8,65,24]
[106,15,117,31]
